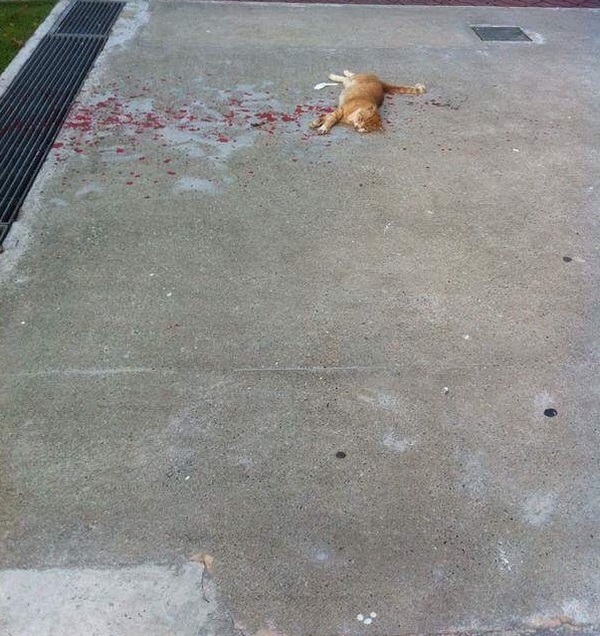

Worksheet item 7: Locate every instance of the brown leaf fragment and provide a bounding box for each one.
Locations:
[190,551,214,574]
[190,552,215,602]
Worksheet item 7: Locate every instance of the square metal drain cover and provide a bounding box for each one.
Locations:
[471,26,532,42]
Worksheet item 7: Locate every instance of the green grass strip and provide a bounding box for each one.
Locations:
[0,1,57,73]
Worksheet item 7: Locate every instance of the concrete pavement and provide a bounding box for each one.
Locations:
[0,1,599,634]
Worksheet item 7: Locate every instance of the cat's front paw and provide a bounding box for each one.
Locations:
[317,125,329,135]
[309,117,324,129]
[415,83,426,94]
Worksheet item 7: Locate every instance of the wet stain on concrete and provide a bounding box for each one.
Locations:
[521,491,557,526]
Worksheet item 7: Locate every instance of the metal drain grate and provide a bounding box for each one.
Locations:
[471,26,532,41]
[0,223,9,246]
[53,0,124,36]
[0,0,124,245]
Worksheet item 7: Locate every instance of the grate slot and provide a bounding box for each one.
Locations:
[0,223,9,245]
[53,0,124,36]
[471,26,532,41]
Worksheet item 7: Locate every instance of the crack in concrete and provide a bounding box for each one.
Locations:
[1,367,173,378]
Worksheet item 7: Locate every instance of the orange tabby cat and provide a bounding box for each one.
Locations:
[310,70,426,134]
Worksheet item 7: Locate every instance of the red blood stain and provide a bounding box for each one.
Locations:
[256,111,277,123]
[60,84,339,159]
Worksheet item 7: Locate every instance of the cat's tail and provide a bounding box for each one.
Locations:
[382,82,426,95]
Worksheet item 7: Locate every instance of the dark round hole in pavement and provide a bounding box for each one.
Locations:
[563,256,573,262]
[544,408,558,417]
[335,451,347,459]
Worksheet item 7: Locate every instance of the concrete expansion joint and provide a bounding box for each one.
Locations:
[402,622,600,636]
[222,617,600,636]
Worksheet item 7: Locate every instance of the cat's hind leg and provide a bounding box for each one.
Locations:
[343,70,356,77]
[329,73,353,88]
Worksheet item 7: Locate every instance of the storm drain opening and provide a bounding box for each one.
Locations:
[52,0,124,36]
[471,26,532,42]
[0,0,124,247]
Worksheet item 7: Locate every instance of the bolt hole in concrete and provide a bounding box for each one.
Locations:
[335,451,347,459]
[544,408,558,417]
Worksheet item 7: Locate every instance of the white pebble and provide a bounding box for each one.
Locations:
[363,618,373,625]
[356,614,364,622]
[370,612,377,618]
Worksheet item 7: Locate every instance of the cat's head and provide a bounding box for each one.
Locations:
[355,106,382,133]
